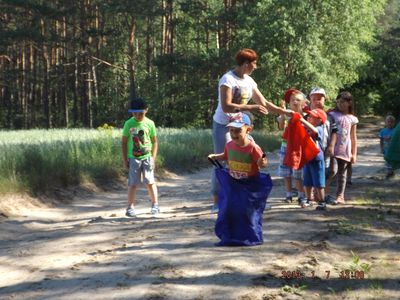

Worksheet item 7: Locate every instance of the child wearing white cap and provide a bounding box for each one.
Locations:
[308,87,338,203]
[208,113,268,180]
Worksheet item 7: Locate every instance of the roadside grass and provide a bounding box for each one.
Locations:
[0,127,281,195]
[349,251,372,274]
[348,186,400,224]
[333,211,390,235]
[281,284,307,296]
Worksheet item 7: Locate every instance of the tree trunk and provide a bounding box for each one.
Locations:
[146,16,153,73]
[41,18,52,128]
[61,16,69,127]
[21,42,28,128]
[222,0,236,50]
[128,17,137,100]
[28,43,34,128]
[161,0,174,55]
[73,55,79,126]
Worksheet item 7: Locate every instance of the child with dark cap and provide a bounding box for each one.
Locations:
[121,98,159,217]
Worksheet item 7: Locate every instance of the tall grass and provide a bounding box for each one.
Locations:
[0,127,281,195]
[0,129,121,195]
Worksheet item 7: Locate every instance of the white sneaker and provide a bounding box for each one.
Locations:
[125,208,136,217]
[150,205,160,215]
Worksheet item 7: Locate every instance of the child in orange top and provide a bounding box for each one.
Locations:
[277,89,307,204]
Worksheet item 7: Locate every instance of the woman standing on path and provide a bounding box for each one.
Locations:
[210,48,289,213]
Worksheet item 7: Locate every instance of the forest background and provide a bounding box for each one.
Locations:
[1,0,399,131]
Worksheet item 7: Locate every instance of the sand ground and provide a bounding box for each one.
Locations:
[0,118,399,300]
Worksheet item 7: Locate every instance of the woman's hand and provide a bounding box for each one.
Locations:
[250,104,269,115]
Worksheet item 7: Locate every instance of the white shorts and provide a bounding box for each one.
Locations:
[128,157,155,186]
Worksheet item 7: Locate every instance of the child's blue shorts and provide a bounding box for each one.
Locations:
[303,159,325,188]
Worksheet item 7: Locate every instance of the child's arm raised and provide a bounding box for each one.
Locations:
[299,117,318,136]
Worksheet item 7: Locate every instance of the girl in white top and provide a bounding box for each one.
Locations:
[210,48,289,213]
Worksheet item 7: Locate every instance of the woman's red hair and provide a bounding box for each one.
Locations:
[235,49,258,66]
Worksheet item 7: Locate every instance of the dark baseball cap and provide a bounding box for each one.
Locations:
[128,98,148,113]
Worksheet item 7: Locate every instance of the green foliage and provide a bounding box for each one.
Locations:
[350,250,372,274]
[249,0,386,102]
[0,127,281,194]
[157,128,213,172]
[350,0,400,117]
[157,127,281,171]
[0,0,393,129]
[0,129,121,194]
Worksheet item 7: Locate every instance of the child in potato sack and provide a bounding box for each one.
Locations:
[208,112,267,180]
[208,113,272,246]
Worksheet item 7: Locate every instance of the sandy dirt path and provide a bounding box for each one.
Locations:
[1,119,399,300]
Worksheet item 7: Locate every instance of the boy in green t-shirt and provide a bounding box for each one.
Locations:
[122,98,159,217]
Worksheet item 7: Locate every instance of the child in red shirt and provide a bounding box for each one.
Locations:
[208,113,267,178]
[208,112,272,246]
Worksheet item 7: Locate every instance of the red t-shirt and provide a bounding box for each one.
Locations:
[223,140,263,179]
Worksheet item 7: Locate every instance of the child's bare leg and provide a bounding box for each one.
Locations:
[325,176,332,195]
[315,187,325,203]
[304,186,312,200]
[295,179,305,194]
[127,185,137,208]
[284,177,292,194]
[282,177,293,202]
[146,183,158,205]
[213,194,218,205]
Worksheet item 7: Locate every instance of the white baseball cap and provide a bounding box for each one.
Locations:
[309,87,326,97]
[226,113,252,128]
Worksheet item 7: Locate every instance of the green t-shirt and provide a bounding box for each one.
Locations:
[122,116,157,159]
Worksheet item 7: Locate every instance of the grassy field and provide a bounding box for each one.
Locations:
[0,127,281,195]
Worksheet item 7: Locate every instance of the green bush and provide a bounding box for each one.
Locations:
[0,128,281,195]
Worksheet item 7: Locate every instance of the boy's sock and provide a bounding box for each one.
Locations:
[286,191,292,198]
[298,192,305,199]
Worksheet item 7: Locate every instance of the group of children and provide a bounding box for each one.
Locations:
[276,88,358,210]
[120,91,396,218]
[208,87,359,211]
